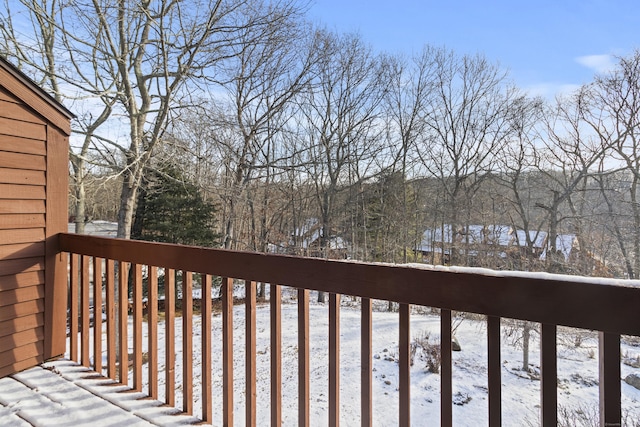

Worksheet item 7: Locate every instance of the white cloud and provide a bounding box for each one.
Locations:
[523,82,581,100]
[575,54,616,74]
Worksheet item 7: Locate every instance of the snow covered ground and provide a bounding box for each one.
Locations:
[79,289,640,426]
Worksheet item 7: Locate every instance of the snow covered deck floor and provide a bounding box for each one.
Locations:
[0,360,202,427]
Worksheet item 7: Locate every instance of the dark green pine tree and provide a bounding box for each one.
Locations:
[132,166,218,247]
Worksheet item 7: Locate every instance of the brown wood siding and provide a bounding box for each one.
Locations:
[0,89,49,377]
[0,184,46,200]
[0,326,43,349]
[0,312,44,338]
[0,87,18,103]
[0,117,46,141]
[0,271,46,292]
[0,135,47,156]
[0,354,44,379]
[0,299,44,322]
[0,242,46,260]
[0,341,44,367]
[0,285,45,307]
[0,214,46,230]
[0,229,45,245]
[0,257,45,275]
[0,65,73,135]
[0,200,46,214]
[0,151,46,170]
[0,168,46,186]
[0,96,47,125]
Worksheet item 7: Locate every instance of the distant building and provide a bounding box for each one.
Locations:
[272,218,349,259]
[416,224,579,270]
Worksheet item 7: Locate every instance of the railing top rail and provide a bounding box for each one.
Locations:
[59,233,640,336]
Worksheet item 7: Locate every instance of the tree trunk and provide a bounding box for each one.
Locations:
[117,171,138,239]
[522,321,531,372]
[74,176,86,234]
[631,176,640,279]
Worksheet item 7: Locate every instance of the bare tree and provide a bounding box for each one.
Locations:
[214,13,318,250]
[296,31,386,301]
[494,96,547,270]
[2,0,305,238]
[417,49,517,265]
[493,98,544,369]
[587,51,640,278]
[535,87,617,273]
[382,48,437,262]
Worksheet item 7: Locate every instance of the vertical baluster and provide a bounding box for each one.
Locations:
[271,284,282,426]
[361,297,372,427]
[487,316,502,427]
[165,268,175,406]
[201,274,212,423]
[105,259,116,379]
[329,293,340,427]
[441,309,452,427]
[599,332,621,426]
[298,288,310,427]
[182,271,193,414]
[246,280,257,427]
[118,261,128,385]
[69,253,78,362]
[222,277,234,426]
[133,264,143,392]
[540,323,557,426]
[93,257,103,374]
[148,266,158,399]
[399,303,410,427]
[81,255,90,367]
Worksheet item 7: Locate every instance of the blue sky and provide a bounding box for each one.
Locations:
[308,0,639,97]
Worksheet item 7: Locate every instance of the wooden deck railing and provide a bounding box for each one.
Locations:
[59,233,640,426]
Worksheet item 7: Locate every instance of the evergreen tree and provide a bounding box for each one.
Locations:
[132,167,218,247]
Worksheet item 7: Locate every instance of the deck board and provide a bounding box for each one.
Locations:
[0,360,203,426]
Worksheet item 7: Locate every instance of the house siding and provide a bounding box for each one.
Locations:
[0,61,71,378]
[0,86,48,377]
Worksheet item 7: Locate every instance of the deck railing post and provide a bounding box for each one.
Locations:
[246,280,257,427]
[329,293,341,427]
[271,284,282,426]
[399,303,410,427]
[599,332,621,427]
[441,309,453,427]
[201,273,212,423]
[92,257,102,374]
[148,266,158,399]
[182,271,193,414]
[298,288,310,427]
[540,323,557,426]
[69,253,79,362]
[361,297,372,427]
[80,255,90,367]
[132,264,143,391]
[165,268,176,406]
[105,259,116,379]
[118,261,128,385]
[222,277,234,426]
[487,316,501,427]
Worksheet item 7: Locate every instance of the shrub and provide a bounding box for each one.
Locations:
[412,331,441,374]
